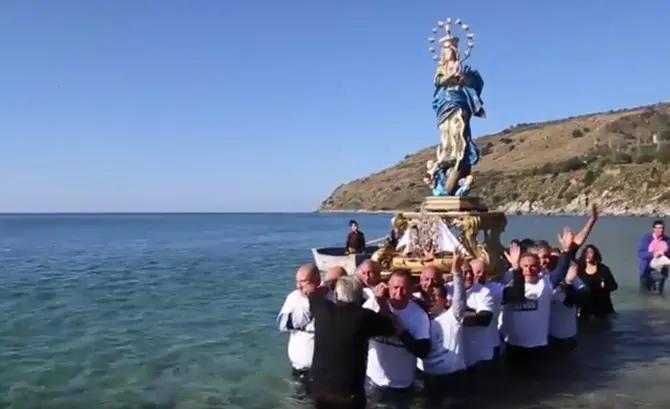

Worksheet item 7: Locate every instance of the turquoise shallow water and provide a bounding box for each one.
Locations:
[1,213,670,409]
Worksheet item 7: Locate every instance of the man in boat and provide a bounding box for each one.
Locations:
[346,220,366,254]
[276,264,321,396]
[637,219,670,294]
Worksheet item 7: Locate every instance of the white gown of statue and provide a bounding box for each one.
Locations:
[395,220,469,256]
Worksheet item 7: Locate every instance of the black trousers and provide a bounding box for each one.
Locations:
[418,369,468,399]
[504,343,549,373]
[291,367,311,397]
[548,335,578,355]
[640,271,668,294]
[365,378,413,408]
[313,390,366,409]
[463,348,500,393]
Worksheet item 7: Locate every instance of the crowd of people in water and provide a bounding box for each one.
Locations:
[278,208,670,409]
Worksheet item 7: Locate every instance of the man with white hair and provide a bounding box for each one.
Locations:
[307,275,401,409]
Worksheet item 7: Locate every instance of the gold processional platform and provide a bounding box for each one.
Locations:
[372,196,508,280]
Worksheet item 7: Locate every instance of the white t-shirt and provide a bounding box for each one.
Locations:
[276,290,314,370]
[463,284,495,366]
[549,277,585,340]
[500,276,553,348]
[418,306,465,375]
[484,281,504,348]
[363,287,374,301]
[364,298,430,388]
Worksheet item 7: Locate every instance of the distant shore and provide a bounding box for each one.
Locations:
[317,207,669,217]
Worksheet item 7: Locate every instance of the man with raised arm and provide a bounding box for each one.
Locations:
[499,227,577,372]
[460,259,495,374]
[363,270,431,403]
[307,276,402,409]
[276,264,321,394]
[418,253,467,401]
[549,261,587,353]
[540,207,599,351]
[530,204,598,275]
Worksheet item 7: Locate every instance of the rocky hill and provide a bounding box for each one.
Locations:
[319,102,670,215]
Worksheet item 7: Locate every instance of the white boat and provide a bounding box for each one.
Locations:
[311,245,379,275]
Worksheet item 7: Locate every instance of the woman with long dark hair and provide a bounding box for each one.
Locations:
[577,244,618,319]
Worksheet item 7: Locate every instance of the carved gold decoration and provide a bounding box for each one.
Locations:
[423,196,488,212]
[391,213,409,231]
[371,242,393,270]
[390,255,453,272]
[382,196,508,279]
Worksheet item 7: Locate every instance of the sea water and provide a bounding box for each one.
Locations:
[1,213,670,409]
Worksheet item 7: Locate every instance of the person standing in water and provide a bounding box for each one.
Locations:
[308,276,401,409]
[577,244,618,319]
[276,264,321,396]
[637,220,670,293]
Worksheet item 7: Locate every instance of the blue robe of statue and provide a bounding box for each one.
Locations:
[430,167,471,197]
[431,65,485,168]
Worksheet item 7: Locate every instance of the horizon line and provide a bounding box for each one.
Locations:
[0,211,323,215]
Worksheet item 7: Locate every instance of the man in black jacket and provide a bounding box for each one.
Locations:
[306,276,400,409]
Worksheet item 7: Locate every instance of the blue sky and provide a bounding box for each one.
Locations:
[1,1,669,213]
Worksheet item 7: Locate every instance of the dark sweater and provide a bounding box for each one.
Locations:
[346,231,366,253]
[308,292,395,397]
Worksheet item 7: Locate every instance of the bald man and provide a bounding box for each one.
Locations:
[325,266,347,300]
[277,263,321,396]
[355,260,381,302]
[461,259,495,376]
[471,259,505,365]
[326,266,347,282]
[419,266,445,293]
[411,267,445,313]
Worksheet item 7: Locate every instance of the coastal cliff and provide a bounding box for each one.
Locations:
[319,102,670,216]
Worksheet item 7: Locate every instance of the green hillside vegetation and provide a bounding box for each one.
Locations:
[319,102,670,215]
